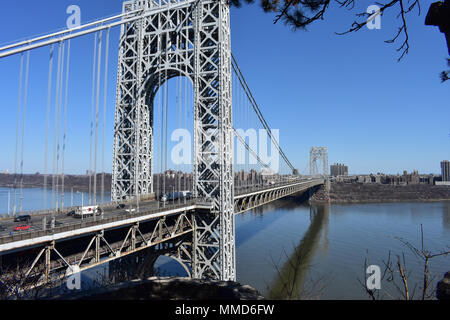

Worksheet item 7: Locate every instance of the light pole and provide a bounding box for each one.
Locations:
[172,186,175,205]
[7,190,10,217]
[76,191,84,220]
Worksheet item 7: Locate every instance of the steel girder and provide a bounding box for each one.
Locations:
[233,183,316,214]
[1,211,194,293]
[112,0,234,281]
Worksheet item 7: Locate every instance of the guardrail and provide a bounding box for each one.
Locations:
[0,180,324,247]
[234,179,323,197]
[0,199,197,246]
[0,193,157,220]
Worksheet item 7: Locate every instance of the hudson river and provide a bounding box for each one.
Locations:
[1,187,449,299]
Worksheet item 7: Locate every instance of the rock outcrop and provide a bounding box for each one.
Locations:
[437,272,450,300]
[54,277,265,300]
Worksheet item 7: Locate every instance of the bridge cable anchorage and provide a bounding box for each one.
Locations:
[44,45,54,210]
[61,39,71,210]
[231,54,295,172]
[13,53,24,217]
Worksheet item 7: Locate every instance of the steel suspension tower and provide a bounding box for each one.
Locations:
[309,147,328,177]
[112,0,235,280]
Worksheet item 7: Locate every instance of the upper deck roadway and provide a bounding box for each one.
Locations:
[0,179,324,255]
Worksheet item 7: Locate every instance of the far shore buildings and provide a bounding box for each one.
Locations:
[333,170,443,186]
[436,160,450,186]
[330,163,348,177]
[331,160,450,186]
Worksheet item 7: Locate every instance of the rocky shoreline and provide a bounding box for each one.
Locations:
[50,274,450,300]
[311,182,450,204]
[53,277,265,300]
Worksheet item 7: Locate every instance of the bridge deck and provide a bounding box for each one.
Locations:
[0,179,323,253]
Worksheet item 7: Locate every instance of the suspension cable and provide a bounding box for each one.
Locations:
[55,42,66,211]
[94,31,103,205]
[89,33,98,205]
[233,128,270,170]
[18,51,31,214]
[231,54,294,172]
[61,39,71,210]
[52,42,63,212]
[101,28,110,204]
[13,53,24,217]
[43,45,54,210]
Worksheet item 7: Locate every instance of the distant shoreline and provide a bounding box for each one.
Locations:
[311,181,450,204]
[0,173,111,192]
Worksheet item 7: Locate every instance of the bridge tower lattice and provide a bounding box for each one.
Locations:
[112,0,235,281]
[309,147,328,177]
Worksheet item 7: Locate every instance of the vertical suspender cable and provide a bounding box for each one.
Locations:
[44,45,54,210]
[178,61,182,196]
[55,42,65,211]
[94,31,103,205]
[184,11,188,192]
[157,35,162,199]
[52,42,63,211]
[102,28,110,204]
[13,53,24,217]
[89,33,98,205]
[18,51,31,214]
[61,39,71,210]
[164,68,168,197]
[176,21,180,197]
[154,30,162,197]
[163,28,168,198]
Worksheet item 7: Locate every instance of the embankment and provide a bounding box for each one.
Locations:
[312,182,450,203]
[53,277,265,300]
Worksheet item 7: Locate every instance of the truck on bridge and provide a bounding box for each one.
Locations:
[74,205,101,218]
[161,191,192,202]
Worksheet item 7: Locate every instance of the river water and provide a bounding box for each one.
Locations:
[1,187,449,299]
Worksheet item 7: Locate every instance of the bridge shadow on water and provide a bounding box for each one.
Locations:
[236,190,314,247]
[264,202,330,300]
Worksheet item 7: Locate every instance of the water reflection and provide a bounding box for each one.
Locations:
[443,202,450,231]
[267,204,329,299]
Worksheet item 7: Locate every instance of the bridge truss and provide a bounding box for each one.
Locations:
[112,0,234,280]
[0,0,308,287]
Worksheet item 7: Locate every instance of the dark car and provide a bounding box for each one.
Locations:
[0,225,6,232]
[116,204,126,209]
[67,210,76,216]
[14,215,31,223]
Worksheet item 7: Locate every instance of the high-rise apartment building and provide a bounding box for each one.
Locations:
[330,163,348,176]
[441,160,450,181]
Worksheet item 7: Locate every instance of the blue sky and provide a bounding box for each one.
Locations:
[0,0,448,176]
